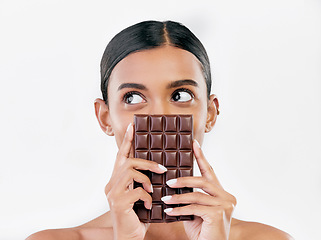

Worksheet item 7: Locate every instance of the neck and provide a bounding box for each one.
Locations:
[144,221,188,240]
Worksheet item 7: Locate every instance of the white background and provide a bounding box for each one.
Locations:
[0,0,320,239]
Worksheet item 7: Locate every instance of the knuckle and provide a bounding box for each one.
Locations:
[105,181,117,197]
[194,191,204,199]
[190,204,197,211]
[117,149,129,160]
[226,192,237,207]
[140,172,151,183]
[200,168,209,176]
[201,165,214,175]
[231,194,237,207]
[135,187,145,195]
[225,202,235,212]
[109,199,121,209]
[138,187,145,193]
[123,158,131,168]
[106,191,115,204]
[213,207,225,217]
[135,187,151,199]
[141,159,157,171]
[147,193,152,201]
[122,155,133,167]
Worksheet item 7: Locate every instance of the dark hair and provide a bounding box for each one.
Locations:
[100,20,212,106]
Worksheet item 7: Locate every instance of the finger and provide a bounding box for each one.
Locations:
[161,191,222,206]
[116,168,153,193]
[127,187,153,210]
[193,139,222,188]
[166,176,224,197]
[128,157,167,174]
[117,122,134,159]
[112,157,167,192]
[164,204,228,224]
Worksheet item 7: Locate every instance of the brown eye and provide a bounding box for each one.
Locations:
[171,88,194,102]
[123,91,145,104]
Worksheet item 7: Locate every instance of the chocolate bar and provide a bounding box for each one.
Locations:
[132,114,194,223]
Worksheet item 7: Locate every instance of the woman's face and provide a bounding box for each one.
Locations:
[95,45,218,153]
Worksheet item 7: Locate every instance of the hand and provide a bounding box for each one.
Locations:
[161,139,237,240]
[105,123,168,240]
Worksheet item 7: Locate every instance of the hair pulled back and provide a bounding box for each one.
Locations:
[100,20,212,106]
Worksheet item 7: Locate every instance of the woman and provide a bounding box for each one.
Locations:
[27,20,293,240]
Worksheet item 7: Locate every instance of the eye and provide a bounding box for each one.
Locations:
[171,88,194,102]
[123,91,145,104]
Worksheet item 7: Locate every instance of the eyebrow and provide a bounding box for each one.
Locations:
[117,83,147,91]
[117,79,199,91]
[166,79,198,89]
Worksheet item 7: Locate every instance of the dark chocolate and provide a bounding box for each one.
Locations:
[133,114,194,223]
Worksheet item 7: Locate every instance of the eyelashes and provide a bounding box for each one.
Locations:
[172,88,194,99]
[122,88,195,104]
[122,91,145,104]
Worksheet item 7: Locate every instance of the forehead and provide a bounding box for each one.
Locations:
[108,45,206,89]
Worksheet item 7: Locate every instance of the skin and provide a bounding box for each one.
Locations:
[27,45,293,240]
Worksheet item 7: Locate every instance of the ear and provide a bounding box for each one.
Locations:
[205,94,220,133]
[94,98,114,136]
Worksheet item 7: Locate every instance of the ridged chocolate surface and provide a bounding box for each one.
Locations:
[133,114,194,223]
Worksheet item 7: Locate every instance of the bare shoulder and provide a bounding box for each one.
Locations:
[26,228,82,240]
[26,227,113,240]
[26,212,113,240]
[230,218,294,240]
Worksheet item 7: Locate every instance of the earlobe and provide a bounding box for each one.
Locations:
[94,98,114,136]
[205,122,214,133]
[205,94,220,133]
[105,126,114,136]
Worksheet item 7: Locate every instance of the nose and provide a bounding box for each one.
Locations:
[149,99,171,115]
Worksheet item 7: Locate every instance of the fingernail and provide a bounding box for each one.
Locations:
[166,179,177,186]
[194,139,201,148]
[126,123,132,132]
[164,208,173,213]
[149,204,152,210]
[158,164,167,172]
[161,195,172,202]
[150,184,153,193]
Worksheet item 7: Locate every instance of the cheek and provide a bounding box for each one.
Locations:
[192,104,207,145]
[109,107,133,149]
[114,128,125,150]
